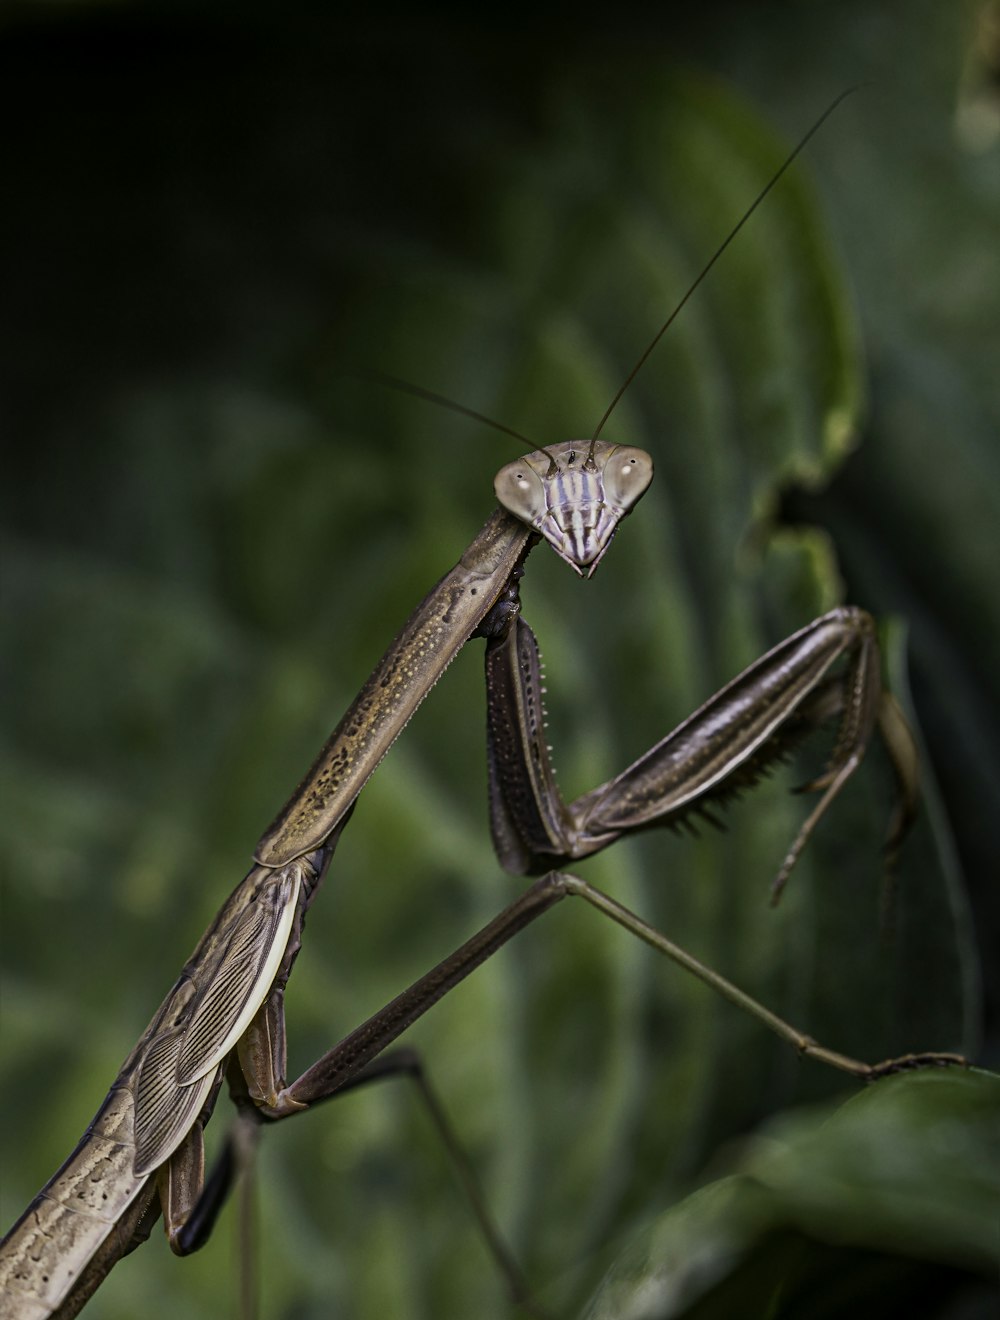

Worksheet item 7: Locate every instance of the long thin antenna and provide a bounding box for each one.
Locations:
[359,369,559,468]
[588,88,858,455]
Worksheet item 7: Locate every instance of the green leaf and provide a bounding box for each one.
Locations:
[583,1069,1000,1319]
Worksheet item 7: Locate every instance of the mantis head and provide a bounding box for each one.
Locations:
[494,439,653,578]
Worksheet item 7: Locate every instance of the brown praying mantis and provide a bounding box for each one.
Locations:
[0,103,966,1320]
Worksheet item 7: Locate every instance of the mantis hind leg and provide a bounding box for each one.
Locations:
[159,1047,547,1315]
[174,859,963,1314]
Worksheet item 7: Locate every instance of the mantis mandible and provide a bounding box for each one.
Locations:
[0,103,964,1320]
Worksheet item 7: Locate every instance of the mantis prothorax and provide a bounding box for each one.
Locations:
[0,99,965,1320]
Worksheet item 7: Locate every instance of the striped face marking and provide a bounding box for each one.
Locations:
[493,440,653,577]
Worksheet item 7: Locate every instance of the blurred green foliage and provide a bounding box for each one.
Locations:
[586,1069,1000,1319]
[1,4,997,1319]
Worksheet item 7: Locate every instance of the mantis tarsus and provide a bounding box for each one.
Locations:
[0,105,966,1320]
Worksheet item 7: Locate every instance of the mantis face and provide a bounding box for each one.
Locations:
[493,439,654,577]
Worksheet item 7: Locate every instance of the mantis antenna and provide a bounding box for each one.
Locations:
[364,90,857,479]
[585,86,860,462]
[359,369,561,472]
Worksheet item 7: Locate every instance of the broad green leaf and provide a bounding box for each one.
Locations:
[583,1069,1000,1319]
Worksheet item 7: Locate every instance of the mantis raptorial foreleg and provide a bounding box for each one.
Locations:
[484,598,907,904]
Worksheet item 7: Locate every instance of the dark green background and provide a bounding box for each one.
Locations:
[1,3,997,1318]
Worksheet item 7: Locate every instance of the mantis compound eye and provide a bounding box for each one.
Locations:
[602,446,654,511]
[494,461,547,528]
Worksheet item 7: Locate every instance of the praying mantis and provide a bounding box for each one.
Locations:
[0,96,969,1319]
